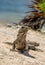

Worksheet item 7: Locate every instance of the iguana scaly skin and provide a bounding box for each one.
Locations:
[11,26,39,52]
[11,26,30,52]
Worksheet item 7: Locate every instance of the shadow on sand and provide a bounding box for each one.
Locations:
[18,50,35,59]
[4,42,43,58]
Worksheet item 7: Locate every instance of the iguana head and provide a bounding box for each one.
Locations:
[21,26,30,32]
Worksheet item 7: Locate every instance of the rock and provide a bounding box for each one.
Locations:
[19,15,45,31]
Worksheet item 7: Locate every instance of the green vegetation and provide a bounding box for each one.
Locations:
[39,0,45,3]
[39,3,45,12]
[36,0,45,17]
[20,0,45,31]
[38,0,45,12]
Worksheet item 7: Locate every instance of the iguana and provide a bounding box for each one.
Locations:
[4,26,39,53]
[10,26,39,52]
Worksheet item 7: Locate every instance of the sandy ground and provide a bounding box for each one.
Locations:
[0,24,45,65]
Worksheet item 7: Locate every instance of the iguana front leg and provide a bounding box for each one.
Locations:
[10,41,16,51]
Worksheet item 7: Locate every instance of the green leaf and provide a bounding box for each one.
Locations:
[39,3,45,12]
[38,0,45,3]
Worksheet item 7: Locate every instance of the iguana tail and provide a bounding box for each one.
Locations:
[27,41,39,46]
[4,42,13,45]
